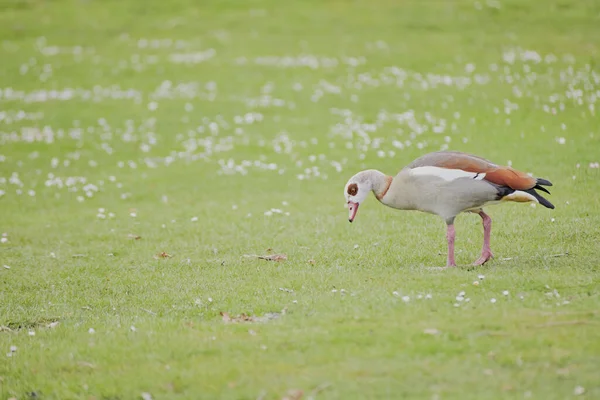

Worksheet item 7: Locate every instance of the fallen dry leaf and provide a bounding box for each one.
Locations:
[77,361,96,369]
[310,383,331,397]
[243,253,288,262]
[47,321,60,329]
[153,252,172,259]
[127,234,141,240]
[535,310,599,316]
[238,314,254,322]
[220,312,231,323]
[423,328,440,335]
[258,254,287,262]
[281,389,303,400]
[528,320,596,328]
[220,309,286,324]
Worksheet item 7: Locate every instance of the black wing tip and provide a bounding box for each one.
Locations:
[532,178,554,208]
[536,178,553,187]
[525,188,555,210]
[540,198,556,209]
[534,184,551,195]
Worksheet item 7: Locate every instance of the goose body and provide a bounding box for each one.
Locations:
[343,151,554,267]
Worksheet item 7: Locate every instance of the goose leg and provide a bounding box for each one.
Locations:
[473,210,493,266]
[446,223,457,267]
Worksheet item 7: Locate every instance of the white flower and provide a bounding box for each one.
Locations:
[490,298,497,304]
[574,386,585,395]
[88,328,95,334]
[402,296,410,303]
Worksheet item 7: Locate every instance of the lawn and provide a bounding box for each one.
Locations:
[1,0,600,399]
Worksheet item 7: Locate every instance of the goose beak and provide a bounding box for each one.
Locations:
[348,202,359,223]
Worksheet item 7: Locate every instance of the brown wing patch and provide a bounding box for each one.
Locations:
[483,168,536,190]
[429,155,535,190]
[445,164,536,190]
[347,183,358,196]
[409,151,537,190]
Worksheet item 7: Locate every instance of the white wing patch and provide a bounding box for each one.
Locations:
[410,166,487,182]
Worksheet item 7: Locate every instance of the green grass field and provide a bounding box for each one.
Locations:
[1,0,600,399]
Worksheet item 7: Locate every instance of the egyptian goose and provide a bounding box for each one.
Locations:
[343,151,554,267]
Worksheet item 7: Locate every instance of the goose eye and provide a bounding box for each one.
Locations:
[347,183,358,196]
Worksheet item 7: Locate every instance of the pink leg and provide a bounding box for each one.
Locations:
[473,211,493,266]
[446,224,457,267]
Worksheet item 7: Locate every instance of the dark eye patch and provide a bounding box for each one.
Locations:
[347,183,358,196]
